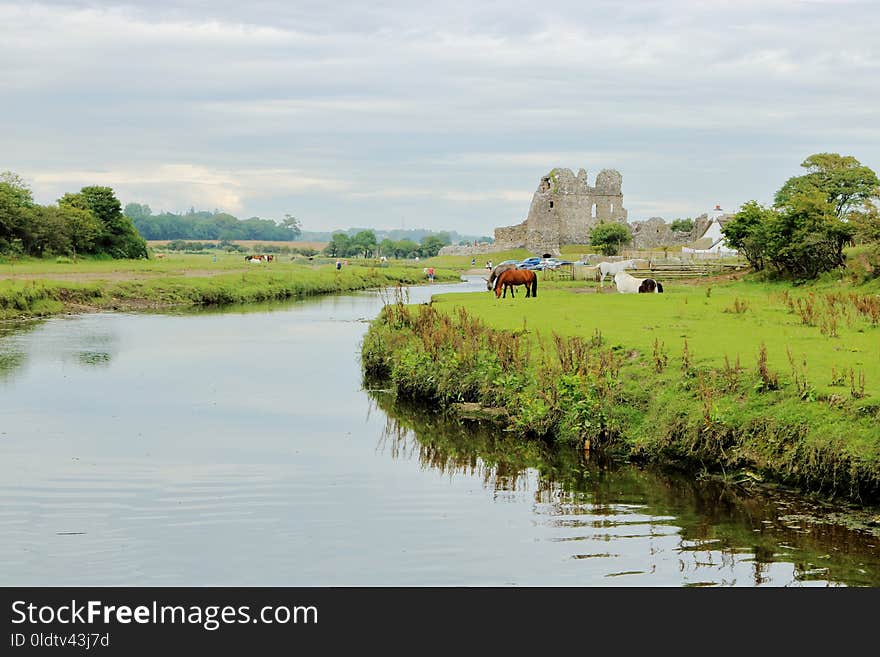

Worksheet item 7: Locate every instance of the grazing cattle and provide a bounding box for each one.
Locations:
[596,259,638,287]
[485,262,519,292]
[494,268,538,299]
[613,270,663,294]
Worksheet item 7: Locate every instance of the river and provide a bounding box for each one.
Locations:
[1,276,878,586]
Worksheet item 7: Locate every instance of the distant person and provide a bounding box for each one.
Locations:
[428,267,435,283]
[471,258,476,267]
[336,259,342,270]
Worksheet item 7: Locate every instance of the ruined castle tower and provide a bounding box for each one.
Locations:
[494,167,628,255]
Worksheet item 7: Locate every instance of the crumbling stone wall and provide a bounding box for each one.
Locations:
[494,222,528,249]
[437,243,505,256]
[630,217,695,249]
[628,212,735,249]
[494,167,627,255]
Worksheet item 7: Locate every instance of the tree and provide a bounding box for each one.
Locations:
[589,222,632,256]
[282,214,302,239]
[670,218,694,233]
[721,201,773,270]
[774,153,880,219]
[79,186,147,259]
[394,239,420,258]
[418,233,450,258]
[0,171,34,250]
[351,230,377,258]
[62,205,102,257]
[323,232,352,257]
[379,238,396,258]
[766,191,853,279]
[123,203,152,220]
[724,194,853,279]
[850,202,880,244]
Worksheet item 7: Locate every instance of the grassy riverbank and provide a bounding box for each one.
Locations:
[362,275,880,503]
[0,257,460,319]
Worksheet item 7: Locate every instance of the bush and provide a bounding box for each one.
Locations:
[588,222,632,256]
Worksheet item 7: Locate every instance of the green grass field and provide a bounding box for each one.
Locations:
[420,249,532,269]
[434,276,880,399]
[0,257,461,319]
[363,268,880,501]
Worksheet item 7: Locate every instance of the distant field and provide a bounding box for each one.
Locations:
[147,239,328,250]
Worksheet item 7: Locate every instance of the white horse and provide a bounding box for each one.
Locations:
[613,270,664,294]
[597,259,637,287]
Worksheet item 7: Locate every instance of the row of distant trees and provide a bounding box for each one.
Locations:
[722,153,880,279]
[124,204,302,242]
[323,230,451,259]
[0,172,147,259]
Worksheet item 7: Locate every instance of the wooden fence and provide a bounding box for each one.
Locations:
[557,260,748,281]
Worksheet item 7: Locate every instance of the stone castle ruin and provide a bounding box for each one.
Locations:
[437,166,730,257]
[493,167,628,256]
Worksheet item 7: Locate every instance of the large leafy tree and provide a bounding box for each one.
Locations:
[589,222,632,256]
[418,233,450,258]
[774,153,880,219]
[393,239,420,258]
[724,193,854,279]
[73,186,148,259]
[766,191,853,279]
[351,230,378,258]
[721,201,773,270]
[0,171,35,251]
[323,232,352,257]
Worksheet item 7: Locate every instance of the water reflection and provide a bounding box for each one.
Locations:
[371,391,880,586]
[0,320,41,380]
[1,279,878,586]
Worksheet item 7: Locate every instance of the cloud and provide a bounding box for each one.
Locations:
[3,1,880,234]
[29,165,350,214]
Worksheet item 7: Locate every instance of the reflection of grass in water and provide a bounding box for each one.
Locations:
[77,351,112,367]
[0,320,42,381]
[0,351,25,380]
[369,387,880,587]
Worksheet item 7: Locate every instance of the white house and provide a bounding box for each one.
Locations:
[682,205,738,257]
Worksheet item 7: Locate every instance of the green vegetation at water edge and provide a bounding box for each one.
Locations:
[0,265,460,319]
[361,276,880,502]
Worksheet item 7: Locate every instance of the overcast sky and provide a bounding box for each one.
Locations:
[3,1,879,235]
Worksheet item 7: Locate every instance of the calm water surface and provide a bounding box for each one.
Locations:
[1,277,878,586]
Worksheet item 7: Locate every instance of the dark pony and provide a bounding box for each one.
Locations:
[494,268,538,298]
[637,278,664,293]
[486,262,518,292]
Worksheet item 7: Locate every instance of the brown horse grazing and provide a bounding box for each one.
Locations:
[494,268,538,298]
